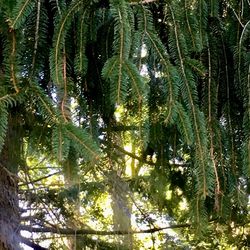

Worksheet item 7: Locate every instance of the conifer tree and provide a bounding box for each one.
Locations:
[0,0,249,249]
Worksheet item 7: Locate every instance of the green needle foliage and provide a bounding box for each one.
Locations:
[0,0,249,249]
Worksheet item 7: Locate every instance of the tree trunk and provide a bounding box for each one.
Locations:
[111,173,133,249]
[0,166,19,250]
[0,114,21,250]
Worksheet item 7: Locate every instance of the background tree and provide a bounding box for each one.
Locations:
[0,0,249,249]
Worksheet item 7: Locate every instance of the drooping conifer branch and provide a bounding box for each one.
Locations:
[61,50,68,122]
[9,31,19,93]
[207,43,220,210]
[10,0,35,29]
[30,0,41,77]
[169,6,211,198]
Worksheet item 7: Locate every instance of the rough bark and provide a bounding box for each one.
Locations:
[0,114,21,250]
[111,173,133,249]
[0,166,19,250]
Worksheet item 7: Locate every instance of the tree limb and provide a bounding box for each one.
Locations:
[106,142,188,167]
[20,223,190,236]
[130,0,158,5]
[101,125,139,132]
[19,236,48,250]
[19,171,62,187]
[108,142,156,166]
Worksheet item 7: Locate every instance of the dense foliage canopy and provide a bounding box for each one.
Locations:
[0,0,249,249]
